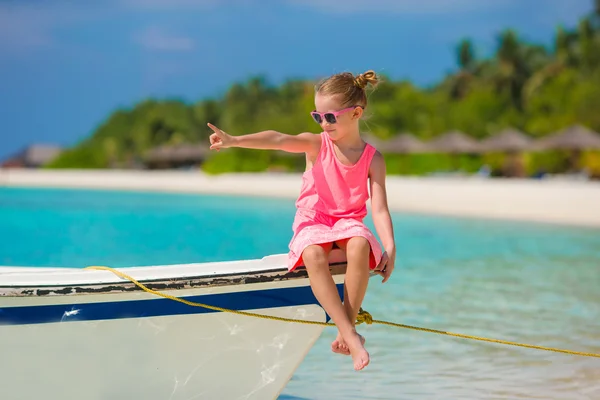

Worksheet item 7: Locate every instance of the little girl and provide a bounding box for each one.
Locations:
[207,70,396,371]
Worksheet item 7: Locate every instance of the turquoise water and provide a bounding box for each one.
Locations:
[1,187,599,399]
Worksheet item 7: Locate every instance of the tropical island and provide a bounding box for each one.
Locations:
[45,3,600,179]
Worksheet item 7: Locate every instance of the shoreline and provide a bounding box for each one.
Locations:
[1,168,600,228]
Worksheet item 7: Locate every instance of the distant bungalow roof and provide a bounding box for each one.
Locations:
[2,144,62,167]
[534,125,600,150]
[362,132,429,154]
[384,133,429,154]
[362,133,383,148]
[480,128,532,152]
[427,130,481,153]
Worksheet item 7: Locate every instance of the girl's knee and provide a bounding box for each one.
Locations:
[346,237,371,259]
[302,244,330,266]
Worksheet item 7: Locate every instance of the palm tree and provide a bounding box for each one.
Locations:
[555,26,574,64]
[493,30,528,109]
[494,30,552,110]
[458,39,475,70]
[450,39,476,99]
[522,28,569,103]
[578,18,599,71]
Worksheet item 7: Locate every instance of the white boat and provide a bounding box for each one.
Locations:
[0,251,349,400]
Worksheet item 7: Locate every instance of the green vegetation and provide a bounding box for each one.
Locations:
[48,4,600,177]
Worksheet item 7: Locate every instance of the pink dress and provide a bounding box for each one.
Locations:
[287,132,383,271]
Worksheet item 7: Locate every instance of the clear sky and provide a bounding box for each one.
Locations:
[0,0,594,159]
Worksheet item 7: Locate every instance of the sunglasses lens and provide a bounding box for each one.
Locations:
[324,113,337,124]
[311,113,322,124]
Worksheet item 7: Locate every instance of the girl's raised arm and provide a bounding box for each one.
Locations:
[208,123,320,154]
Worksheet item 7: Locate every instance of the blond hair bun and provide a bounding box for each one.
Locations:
[354,70,379,89]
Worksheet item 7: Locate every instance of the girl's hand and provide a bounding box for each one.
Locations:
[208,123,236,151]
[376,251,395,283]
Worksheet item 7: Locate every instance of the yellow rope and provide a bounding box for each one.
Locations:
[85,266,600,359]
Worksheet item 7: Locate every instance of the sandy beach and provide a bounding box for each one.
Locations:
[1,168,599,228]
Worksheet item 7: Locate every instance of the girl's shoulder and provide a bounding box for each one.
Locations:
[368,149,386,175]
[299,132,325,168]
[297,131,324,145]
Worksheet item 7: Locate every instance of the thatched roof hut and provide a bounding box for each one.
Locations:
[427,130,481,153]
[383,133,429,154]
[145,144,208,169]
[534,125,600,151]
[480,128,532,153]
[362,133,384,149]
[1,145,62,168]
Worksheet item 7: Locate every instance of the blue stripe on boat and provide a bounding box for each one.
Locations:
[0,284,344,326]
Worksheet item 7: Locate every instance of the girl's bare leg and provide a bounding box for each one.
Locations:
[330,237,371,355]
[301,243,370,371]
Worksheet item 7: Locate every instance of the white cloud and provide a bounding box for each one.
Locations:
[0,6,55,52]
[0,3,108,55]
[133,27,195,52]
[286,0,515,15]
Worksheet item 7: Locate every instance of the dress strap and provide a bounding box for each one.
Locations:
[359,142,377,174]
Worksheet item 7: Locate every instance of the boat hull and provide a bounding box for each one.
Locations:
[0,254,348,400]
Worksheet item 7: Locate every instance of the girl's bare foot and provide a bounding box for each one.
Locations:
[331,332,365,355]
[346,332,370,371]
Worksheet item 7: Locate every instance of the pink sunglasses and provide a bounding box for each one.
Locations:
[310,106,361,124]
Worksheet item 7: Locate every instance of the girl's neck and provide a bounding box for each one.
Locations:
[331,129,364,149]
